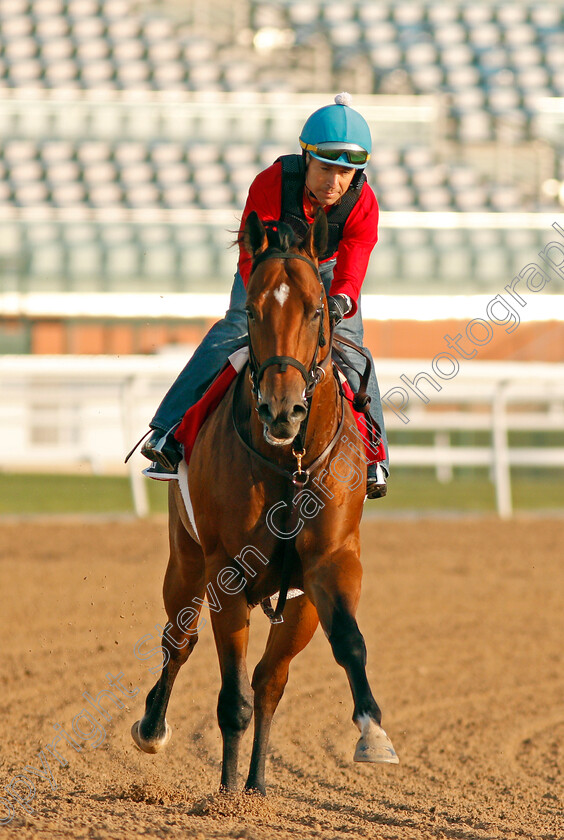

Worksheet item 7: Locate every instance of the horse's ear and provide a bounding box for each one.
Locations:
[243,211,269,258]
[302,209,328,261]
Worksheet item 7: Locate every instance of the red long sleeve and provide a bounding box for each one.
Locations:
[237,161,379,316]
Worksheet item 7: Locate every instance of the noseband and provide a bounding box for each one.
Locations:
[246,251,329,401]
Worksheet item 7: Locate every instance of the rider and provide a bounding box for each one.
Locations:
[141,93,389,498]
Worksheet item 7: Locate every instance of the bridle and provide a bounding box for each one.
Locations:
[234,246,343,491]
[246,250,331,403]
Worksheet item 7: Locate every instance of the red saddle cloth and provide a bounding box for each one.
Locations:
[175,357,386,466]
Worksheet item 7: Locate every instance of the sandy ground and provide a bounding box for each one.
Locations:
[0,515,563,840]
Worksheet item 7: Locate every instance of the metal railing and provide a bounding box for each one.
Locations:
[1,355,563,518]
[0,90,440,144]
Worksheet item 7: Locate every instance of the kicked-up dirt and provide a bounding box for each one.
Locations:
[0,515,563,840]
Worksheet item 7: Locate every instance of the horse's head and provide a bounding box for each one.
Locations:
[243,210,330,447]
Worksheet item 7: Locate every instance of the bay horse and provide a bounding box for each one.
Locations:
[131,210,398,793]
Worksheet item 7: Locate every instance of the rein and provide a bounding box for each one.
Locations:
[333,334,373,413]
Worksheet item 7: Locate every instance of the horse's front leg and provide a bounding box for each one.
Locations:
[246,593,319,794]
[131,635,195,754]
[304,548,399,765]
[210,591,254,792]
[132,491,205,754]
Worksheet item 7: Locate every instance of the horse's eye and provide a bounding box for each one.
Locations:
[245,307,255,322]
[312,308,322,320]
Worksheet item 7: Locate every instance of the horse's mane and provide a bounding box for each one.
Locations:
[235,219,298,261]
[261,220,297,254]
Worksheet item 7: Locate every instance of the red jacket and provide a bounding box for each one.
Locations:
[238,160,379,316]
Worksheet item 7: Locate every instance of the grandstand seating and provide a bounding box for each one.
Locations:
[0,2,562,116]
[0,133,556,218]
[274,2,564,146]
[0,0,563,296]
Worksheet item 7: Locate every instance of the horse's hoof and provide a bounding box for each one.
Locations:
[353,720,399,764]
[244,783,266,797]
[131,719,172,754]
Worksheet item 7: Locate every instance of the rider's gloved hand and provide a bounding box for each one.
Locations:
[328,294,352,326]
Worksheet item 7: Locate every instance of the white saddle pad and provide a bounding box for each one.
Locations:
[177,458,200,544]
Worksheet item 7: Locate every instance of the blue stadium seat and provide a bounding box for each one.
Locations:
[257,144,287,169]
[321,4,354,25]
[150,142,184,166]
[161,183,196,209]
[426,4,460,26]
[67,0,101,19]
[456,110,493,143]
[286,2,320,28]
[468,22,501,49]
[410,64,443,91]
[156,161,189,187]
[435,236,472,284]
[453,184,489,212]
[405,42,439,68]
[462,6,493,27]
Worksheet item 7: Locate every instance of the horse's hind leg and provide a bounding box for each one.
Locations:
[246,594,319,794]
[132,490,205,754]
[305,550,399,765]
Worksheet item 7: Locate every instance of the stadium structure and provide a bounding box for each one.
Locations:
[0,0,563,361]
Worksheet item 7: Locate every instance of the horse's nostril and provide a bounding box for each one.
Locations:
[257,403,272,423]
[291,403,308,421]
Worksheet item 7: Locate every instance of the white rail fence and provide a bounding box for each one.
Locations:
[1,355,563,518]
[382,360,564,517]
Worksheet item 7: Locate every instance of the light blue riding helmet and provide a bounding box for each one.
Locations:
[299,93,372,170]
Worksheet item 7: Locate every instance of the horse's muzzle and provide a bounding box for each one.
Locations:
[257,401,307,446]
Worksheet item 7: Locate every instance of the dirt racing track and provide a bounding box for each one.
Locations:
[1,516,563,840]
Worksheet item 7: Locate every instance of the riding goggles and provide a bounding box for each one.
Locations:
[300,140,370,165]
